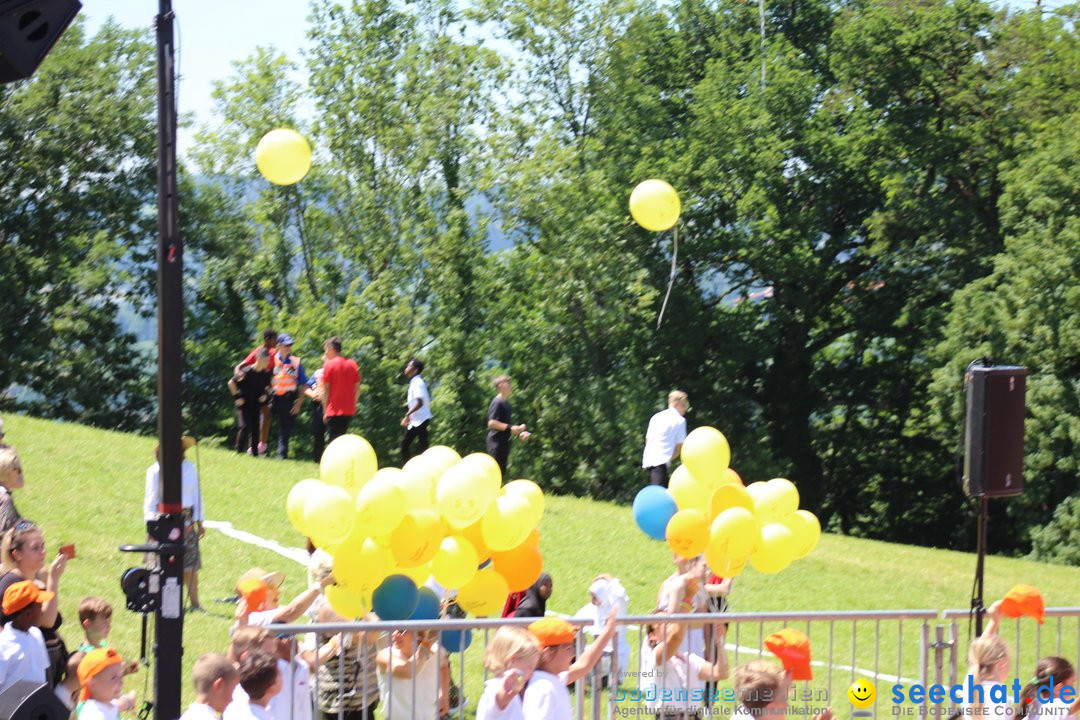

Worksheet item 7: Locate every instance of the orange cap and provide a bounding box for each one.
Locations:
[237,578,269,612]
[78,647,124,700]
[1,580,55,616]
[765,628,813,680]
[528,618,576,648]
[1001,585,1045,624]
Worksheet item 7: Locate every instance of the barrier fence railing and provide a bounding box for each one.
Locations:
[267,609,953,720]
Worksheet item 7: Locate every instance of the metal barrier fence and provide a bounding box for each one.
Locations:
[265,608,962,720]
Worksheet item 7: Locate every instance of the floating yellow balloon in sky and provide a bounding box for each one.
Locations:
[629,179,681,232]
[255,128,312,185]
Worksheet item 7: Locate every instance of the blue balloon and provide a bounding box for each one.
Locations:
[409,587,441,621]
[372,575,419,621]
[633,485,678,541]
[440,628,473,653]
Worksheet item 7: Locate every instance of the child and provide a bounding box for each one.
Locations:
[477,627,541,720]
[574,574,630,680]
[657,555,709,657]
[1017,657,1079,719]
[733,660,791,718]
[76,648,136,720]
[229,350,272,456]
[0,580,52,693]
[180,653,240,720]
[376,629,449,720]
[55,651,85,711]
[522,611,618,720]
[639,611,729,715]
[966,600,1012,716]
[223,651,281,720]
[78,597,140,674]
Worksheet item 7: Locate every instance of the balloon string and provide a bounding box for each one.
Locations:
[656,224,678,330]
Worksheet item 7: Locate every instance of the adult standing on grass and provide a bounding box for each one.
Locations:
[144,437,204,610]
[320,337,360,443]
[400,358,432,462]
[271,334,307,460]
[486,375,530,478]
[306,366,327,462]
[229,349,272,456]
[641,390,689,488]
[0,449,25,533]
[240,329,279,457]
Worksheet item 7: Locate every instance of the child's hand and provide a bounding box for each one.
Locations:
[502,668,526,695]
[811,709,833,720]
[117,692,137,713]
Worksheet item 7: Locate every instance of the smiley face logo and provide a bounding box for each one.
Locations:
[848,679,876,708]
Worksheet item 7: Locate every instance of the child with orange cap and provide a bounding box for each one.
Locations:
[0,580,53,693]
[77,647,137,720]
[522,610,617,720]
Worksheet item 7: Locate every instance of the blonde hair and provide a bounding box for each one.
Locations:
[0,522,41,573]
[968,634,1009,684]
[229,627,270,663]
[484,626,540,675]
[668,390,688,405]
[0,448,19,476]
[735,660,786,713]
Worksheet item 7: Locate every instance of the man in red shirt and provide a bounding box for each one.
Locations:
[320,336,360,441]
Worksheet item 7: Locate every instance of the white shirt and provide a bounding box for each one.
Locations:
[377,643,441,720]
[477,678,525,720]
[638,638,708,712]
[54,684,76,711]
[223,700,275,720]
[268,658,311,720]
[144,459,203,521]
[407,375,433,427]
[79,699,120,720]
[641,407,687,468]
[522,670,571,720]
[180,703,221,720]
[0,624,49,693]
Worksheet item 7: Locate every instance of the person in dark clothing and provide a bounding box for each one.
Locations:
[485,376,530,478]
[229,349,272,455]
[513,573,552,619]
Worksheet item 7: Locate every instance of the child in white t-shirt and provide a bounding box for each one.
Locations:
[1018,656,1080,720]
[523,612,617,720]
[0,580,53,694]
[223,651,281,720]
[76,648,132,720]
[477,627,541,720]
[639,611,729,714]
[180,653,240,720]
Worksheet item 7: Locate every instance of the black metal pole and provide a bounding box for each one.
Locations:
[154,1,185,718]
[974,497,988,636]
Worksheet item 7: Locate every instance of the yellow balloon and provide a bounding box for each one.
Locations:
[255,128,312,185]
[356,469,407,536]
[437,461,499,530]
[502,479,545,527]
[749,523,796,574]
[705,543,748,579]
[333,538,392,593]
[629,179,681,232]
[320,434,378,495]
[390,510,445,567]
[669,465,711,513]
[767,478,800,519]
[680,427,731,487]
[709,507,759,560]
[746,481,780,521]
[286,478,322,535]
[456,568,509,616]
[303,484,354,546]
[397,561,433,586]
[458,452,503,489]
[709,483,755,519]
[480,492,535,552]
[666,509,709,559]
[784,509,821,559]
[325,584,371,619]
[399,460,438,510]
[432,536,479,589]
[422,446,462,475]
[459,520,491,563]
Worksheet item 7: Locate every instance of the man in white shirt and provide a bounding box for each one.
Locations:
[401,358,433,462]
[641,390,689,487]
[0,580,53,693]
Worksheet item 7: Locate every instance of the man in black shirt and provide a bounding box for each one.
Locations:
[486,375,530,477]
[229,349,272,455]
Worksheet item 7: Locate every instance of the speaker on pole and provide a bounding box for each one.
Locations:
[0,680,69,720]
[0,0,81,83]
[963,363,1027,498]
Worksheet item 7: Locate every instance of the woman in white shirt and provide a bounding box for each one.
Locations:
[143,437,204,609]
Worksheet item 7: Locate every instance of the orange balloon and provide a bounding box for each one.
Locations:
[491,545,543,592]
[459,519,491,563]
[665,508,709,559]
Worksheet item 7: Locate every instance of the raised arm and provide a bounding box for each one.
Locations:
[567,608,618,684]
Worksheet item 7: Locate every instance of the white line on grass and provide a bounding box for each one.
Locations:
[204,520,921,685]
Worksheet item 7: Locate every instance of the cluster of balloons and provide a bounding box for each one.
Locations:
[286,435,546,627]
[632,426,821,576]
[255,128,312,185]
[629,179,681,231]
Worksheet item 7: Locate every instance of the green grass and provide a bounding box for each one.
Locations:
[7,412,1080,718]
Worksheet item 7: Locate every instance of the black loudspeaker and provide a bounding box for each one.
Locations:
[0,680,69,720]
[0,0,81,83]
[963,364,1026,498]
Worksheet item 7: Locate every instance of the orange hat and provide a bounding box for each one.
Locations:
[765,628,813,680]
[1001,585,1045,624]
[528,618,576,648]
[237,578,269,612]
[2,580,55,616]
[78,647,124,700]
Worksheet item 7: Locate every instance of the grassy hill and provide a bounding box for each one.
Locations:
[7,413,1080,715]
